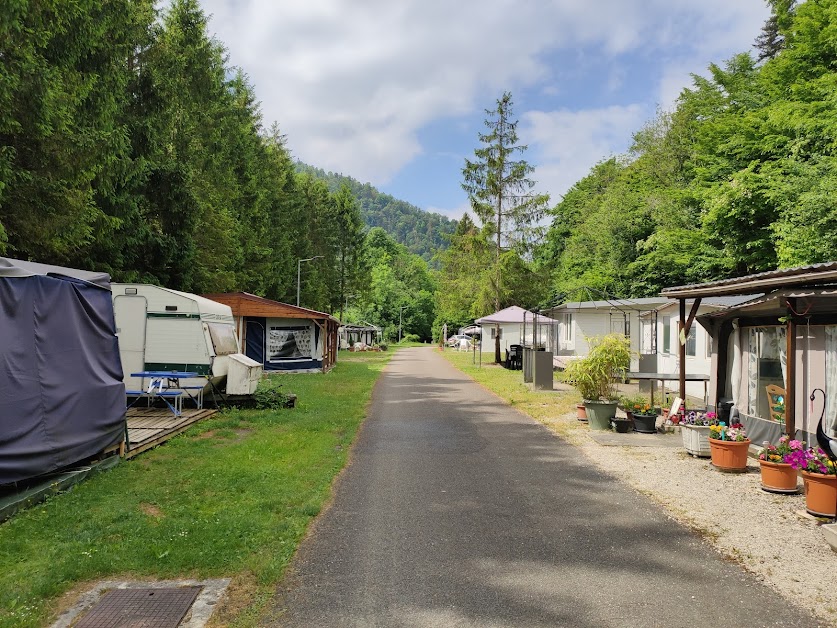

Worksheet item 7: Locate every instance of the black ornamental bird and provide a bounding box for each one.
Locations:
[812,388,837,464]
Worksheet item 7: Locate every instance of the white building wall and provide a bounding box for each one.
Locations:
[657,308,714,400]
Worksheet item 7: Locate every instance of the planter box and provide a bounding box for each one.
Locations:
[758,460,799,493]
[681,424,711,458]
[709,438,751,473]
[802,471,837,518]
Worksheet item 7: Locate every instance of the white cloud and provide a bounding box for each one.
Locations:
[522,105,648,200]
[199,0,769,190]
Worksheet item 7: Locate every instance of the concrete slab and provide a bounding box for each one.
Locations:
[588,431,683,448]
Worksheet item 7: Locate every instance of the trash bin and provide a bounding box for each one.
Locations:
[718,398,734,422]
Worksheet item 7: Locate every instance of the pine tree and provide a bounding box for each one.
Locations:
[462,92,549,362]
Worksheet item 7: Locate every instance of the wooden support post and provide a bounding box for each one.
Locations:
[679,299,686,406]
[786,298,796,436]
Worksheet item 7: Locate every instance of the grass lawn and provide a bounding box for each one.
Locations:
[0,350,391,628]
[439,349,581,438]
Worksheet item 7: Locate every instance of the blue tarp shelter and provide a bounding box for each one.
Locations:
[0,258,126,484]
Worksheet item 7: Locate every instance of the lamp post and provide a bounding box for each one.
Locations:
[297,256,323,307]
[398,305,408,343]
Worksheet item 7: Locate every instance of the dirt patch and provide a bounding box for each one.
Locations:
[205,572,260,627]
[195,430,217,440]
[140,503,164,520]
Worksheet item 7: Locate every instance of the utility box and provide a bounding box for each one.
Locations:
[226,353,263,395]
[532,351,554,391]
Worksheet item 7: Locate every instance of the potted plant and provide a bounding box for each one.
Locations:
[786,446,837,517]
[610,416,633,433]
[681,411,716,458]
[564,334,631,431]
[708,421,750,472]
[631,400,658,434]
[757,436,803,493]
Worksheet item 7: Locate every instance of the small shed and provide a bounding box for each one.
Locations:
[0,258,125,484]
[203,292,339,373]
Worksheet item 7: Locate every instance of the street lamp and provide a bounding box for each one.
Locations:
[398,305,408,343]
[297,256,323,307]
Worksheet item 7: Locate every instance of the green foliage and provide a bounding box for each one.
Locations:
[252,380,293,409]
[563,334,631,401]
[296,163,457,263]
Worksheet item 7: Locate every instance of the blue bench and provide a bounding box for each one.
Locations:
[126,389,183,416]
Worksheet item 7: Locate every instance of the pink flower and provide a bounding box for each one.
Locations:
[789,439,802,450]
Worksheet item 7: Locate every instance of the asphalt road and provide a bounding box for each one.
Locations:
[268,347,818,627]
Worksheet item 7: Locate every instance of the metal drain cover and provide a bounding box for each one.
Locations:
[74,586,202,627]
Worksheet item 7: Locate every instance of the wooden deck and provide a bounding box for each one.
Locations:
[125,407,217,458]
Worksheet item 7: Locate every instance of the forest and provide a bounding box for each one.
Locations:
[3,1,836,343]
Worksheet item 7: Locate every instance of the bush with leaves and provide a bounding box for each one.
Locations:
[252,382,293,409]
[564,334,631,401]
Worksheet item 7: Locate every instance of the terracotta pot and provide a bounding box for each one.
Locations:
[708,438,751,473]
[801,471,837,518]
[576,404,587,421]
[758,460,799,493]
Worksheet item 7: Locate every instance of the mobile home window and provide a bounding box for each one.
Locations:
[207,323,238,356]
[564,314,573,342]
[662,317,671,353]
[685,327,696,357]
[490,327,502,339]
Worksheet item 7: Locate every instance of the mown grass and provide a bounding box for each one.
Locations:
[439,349,580,437]
[0,350,391,628]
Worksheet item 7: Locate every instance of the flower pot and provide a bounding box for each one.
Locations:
[759,460,799,493]
[584,400,617,431]
[708,438,751,473]
[801,471,837,518]
[576,404,587,421]
[632,412,657,434]
[611,418,632,433]
[681,424,711,458]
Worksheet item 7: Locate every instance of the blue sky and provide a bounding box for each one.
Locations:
[200,1,770,221]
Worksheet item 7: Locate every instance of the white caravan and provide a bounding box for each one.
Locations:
[112,283,240,391]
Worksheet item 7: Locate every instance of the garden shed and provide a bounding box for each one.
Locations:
[661,262,837,445]
[0,258,125,484]
[203,292,339,372]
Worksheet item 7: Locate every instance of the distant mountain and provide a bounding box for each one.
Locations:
[296,163,458,262]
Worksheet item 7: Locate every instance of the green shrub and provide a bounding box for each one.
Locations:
[564,334,631,401]
[252,383,294,409]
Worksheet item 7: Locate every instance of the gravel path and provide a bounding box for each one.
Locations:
[537,412,837,626]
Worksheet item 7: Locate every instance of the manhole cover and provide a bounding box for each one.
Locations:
[75,586,202,627]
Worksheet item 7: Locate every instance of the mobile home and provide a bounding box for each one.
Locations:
[112,283,239,391]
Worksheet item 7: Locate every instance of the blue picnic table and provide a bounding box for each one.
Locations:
[128,371,202,416]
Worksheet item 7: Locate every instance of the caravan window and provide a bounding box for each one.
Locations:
[268,326,312,361]
[207,323,238,356]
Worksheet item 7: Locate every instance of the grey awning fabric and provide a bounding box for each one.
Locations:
[0,257,111,289]
[0,261,125,484]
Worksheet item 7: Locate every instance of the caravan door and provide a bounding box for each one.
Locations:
[114,295,147,390]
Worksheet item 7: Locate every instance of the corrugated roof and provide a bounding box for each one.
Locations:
[548,297,667,312]
[475,305,559,325]
[661,262,837,298]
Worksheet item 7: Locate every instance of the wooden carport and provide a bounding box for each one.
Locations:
[202,292,339,373]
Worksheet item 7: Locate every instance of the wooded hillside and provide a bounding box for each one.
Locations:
[296,164,457,262]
